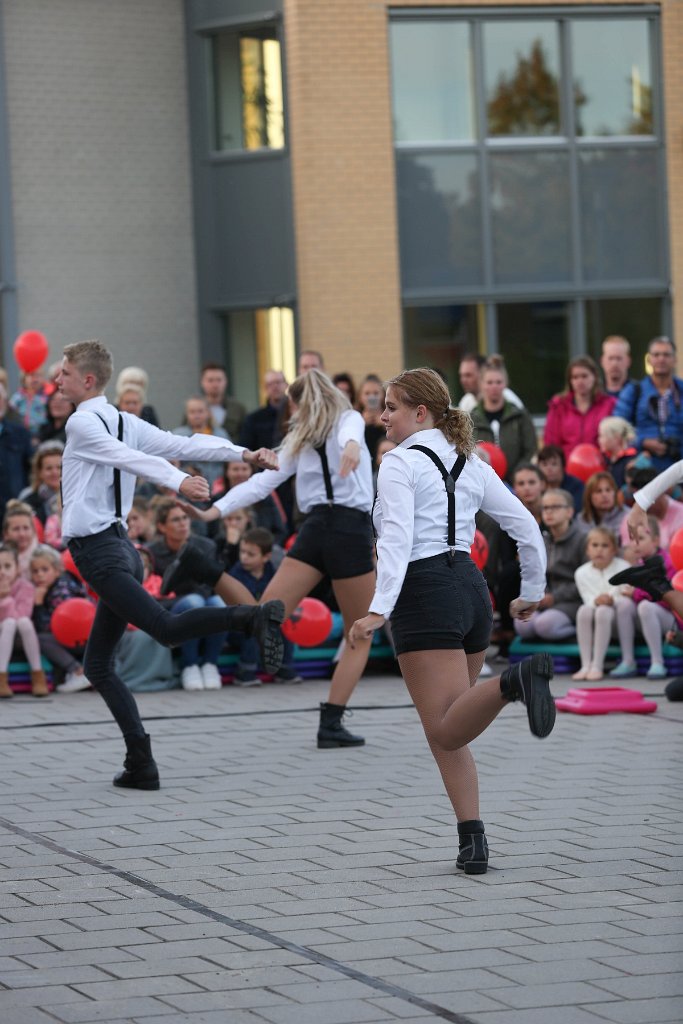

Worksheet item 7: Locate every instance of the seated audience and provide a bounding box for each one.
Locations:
[30,544,91,693]
[598,416,638,489]
[469,355,537,482]
[20,442,63,527]
[173,396,229,489]
[537,444,584,513]
[0,542,47,698]
[115,366,160,427]
[573,527,630,681]
[614,336,683,471]
[37,389,74,444]
[544,356,616,460]
[576,472,627,539]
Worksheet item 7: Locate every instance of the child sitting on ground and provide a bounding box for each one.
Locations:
[573,527,630,681]
[611,516,681,680]
[30,544,91,693]
[0,543,48,698]
[228,527,301,686]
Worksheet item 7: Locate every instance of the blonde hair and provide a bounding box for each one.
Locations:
[586,526,618,553]
[2,499,36,534]
[386,367,475,456]
[482,354,508,386]
[116,382,145,403]
[29,544,63,572]
[116,366,149,394]
[599,416,636,445]
[63,340,113,389]
[284,369,352,455]
[30,442,63,491]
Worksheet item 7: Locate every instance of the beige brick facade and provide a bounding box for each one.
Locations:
[285,0,683,379]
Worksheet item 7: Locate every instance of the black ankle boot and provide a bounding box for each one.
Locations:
[160,540,223,596]
[113,733,160,790]
[609,556,672,601]
[229,600,285,675]
[317,702,365,748]
[456,819,488,874]
[500,653,556,739]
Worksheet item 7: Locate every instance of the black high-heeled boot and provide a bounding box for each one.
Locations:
[456,819,488,874]
[113,733,160,790]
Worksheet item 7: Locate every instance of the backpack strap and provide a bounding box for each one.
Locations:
[409,445,466,547]
[94,412,124,519]
[314,443,334,503]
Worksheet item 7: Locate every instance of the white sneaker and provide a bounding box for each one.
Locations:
[201,663,222,690]
[181,665,204,691]
[58,672,92,693]
[478,661,493,678]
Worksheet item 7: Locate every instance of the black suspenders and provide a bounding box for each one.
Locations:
[314,443,334,503]
[94,412,124,519]
[409,445,466,547]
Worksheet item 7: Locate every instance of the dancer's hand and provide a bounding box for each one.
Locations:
[348,613,385,647]
[509,598,539,621]
[244,447,279,470]
[180,475,210,501]
[626,502,648,539]
[339,440,361,478]
[176,499,220,523]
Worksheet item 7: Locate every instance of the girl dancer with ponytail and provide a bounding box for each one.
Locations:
[349,368,555,875]
[166,369,376,748]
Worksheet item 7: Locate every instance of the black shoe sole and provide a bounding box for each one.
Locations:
[523,652,556,739]
[113,777,160,790]
[255,600,286,675]
[317,737,366,748]
[457,861,488,875]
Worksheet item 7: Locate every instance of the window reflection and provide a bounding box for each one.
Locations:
[403,306,480,396]
[390,21,474,141]
[573,19,653,136]
[579,149,661,281]
[484,22,560,136]
[223,307,295,410]
[490,152,572,283]
[497,303,570,412]
[585,297,661,373]
[213,27,285,152]
[396,154,483,288]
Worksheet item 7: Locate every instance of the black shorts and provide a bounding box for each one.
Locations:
[390,551,493,656]
[287,504,374,580]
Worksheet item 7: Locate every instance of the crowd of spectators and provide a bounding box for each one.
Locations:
[0,332,682,694]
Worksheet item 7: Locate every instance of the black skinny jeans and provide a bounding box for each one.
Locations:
[69,524,233,740]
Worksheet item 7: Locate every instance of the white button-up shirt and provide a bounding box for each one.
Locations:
[369,428,547,618]
[213,409,373,517]
[62,396,247,540]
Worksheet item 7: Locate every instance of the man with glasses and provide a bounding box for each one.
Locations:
[614,336,683,471]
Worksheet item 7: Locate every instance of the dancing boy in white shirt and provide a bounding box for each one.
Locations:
[57,340,285,790]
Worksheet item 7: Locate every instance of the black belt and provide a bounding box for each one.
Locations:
[68,522,128,552]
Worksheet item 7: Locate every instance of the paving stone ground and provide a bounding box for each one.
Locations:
[0,664,681,1024]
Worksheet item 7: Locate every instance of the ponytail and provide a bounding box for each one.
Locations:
[436,407,476,456]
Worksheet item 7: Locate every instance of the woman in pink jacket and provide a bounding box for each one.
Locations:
[544,356,616,462]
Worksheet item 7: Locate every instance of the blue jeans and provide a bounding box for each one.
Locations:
[171,593,227,668]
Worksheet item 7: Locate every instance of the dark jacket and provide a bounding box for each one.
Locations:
[149,536,218,599]
[470,401,538,481]
[0,418,33,520]
[544,520,586,621]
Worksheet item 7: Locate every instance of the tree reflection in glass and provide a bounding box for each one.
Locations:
[485,23,561,136]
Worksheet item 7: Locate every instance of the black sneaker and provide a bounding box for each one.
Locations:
[500,653,556,739]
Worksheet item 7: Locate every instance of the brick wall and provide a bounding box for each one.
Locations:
[2,0,199,426]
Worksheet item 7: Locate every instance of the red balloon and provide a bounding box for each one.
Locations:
[33,517,44,542]
[478,442,508,479]
[61,548,83,582]
[671,570,683,593]
[284,533,298,551]
[282,597,332,647]
[669,529,683,571]
[470,529,489,570]
[13,330,48,373]
[51,598,96,647]
[566,443,604,483]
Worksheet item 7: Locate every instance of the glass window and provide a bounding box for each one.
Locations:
[403,305,481,398]
[223,306,295,409]
[390,21,475,142]
[579,149,662,281]
[213,26,285,152]
[484,21,561,136]
[497,302,570,413]
[490,151,572,284]
[573,19,653,136]
[585,297,662,375]
[396,153,483,288]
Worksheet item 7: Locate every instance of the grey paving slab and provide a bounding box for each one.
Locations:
[0,672,681,1024]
